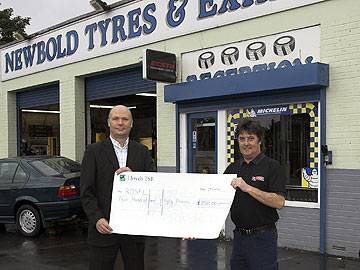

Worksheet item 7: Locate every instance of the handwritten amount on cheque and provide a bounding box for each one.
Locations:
[116,188,229,215]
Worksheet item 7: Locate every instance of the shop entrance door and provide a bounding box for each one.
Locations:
[187,112,217,174]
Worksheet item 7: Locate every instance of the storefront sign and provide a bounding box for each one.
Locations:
[143,49,177,83]
[244,106,289,117]
[182,26,321,82]
[1,0,325,81]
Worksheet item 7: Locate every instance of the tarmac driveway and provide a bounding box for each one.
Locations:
[0,224,358,270]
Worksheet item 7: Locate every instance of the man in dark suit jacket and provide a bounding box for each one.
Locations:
[80,105,156,270]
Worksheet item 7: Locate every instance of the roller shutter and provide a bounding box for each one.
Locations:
[17,84,59,109]
[85,67,155,101]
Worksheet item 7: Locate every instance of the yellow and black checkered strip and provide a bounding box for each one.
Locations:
[289,103,319,169]
[226,103,319,168]
[226,109,250,162]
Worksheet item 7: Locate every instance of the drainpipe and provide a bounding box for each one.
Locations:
[176,104,180,173]
[319,88,327,254]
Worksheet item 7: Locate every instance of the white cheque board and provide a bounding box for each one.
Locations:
[109,172,236,239]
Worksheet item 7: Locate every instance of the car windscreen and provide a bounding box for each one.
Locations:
[30,157,80,176]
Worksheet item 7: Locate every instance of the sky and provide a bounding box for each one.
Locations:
[0,0,119,34]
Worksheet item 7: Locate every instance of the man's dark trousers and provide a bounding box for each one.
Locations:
[88,234,145,270]
[230,228,278,270]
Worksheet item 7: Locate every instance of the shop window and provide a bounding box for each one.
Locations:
[227,103,319,203]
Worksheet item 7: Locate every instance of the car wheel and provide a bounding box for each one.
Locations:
[16,205,42,237]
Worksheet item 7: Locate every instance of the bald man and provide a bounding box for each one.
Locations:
[80,105,156,270]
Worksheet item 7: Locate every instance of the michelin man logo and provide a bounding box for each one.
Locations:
[246,108,257,117]
[302,168,319,189]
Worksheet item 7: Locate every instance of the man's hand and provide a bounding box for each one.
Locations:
[96,218,113,234]
[231,177,251,193]
[115,167,132,175]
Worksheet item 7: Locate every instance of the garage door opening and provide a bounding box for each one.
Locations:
[20,104,60,156]
[87,92,157,163]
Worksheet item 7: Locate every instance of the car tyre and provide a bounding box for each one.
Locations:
[16,205,42,237]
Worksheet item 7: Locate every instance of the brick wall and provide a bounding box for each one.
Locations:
[326,169,360,258]
[277,207,320,252]
[0,89,8,158]
[0,90,17,158]
[320,5,360,258]
[156,83,177,168]
[59,77,85,161]
[322,12,360,169]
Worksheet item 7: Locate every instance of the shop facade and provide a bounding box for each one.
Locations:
[1,0,359,258]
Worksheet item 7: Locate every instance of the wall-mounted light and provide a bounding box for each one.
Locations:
[90,105,114,109]
[136,93,157,97]
[22,109,60,114]
[321,144,332,165]
[90,105,137,110]
[89,0,110,11]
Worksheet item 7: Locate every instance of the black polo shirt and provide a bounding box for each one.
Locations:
[224,153,286,229]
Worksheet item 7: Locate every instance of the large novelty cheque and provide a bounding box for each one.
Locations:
[109,172,236,239]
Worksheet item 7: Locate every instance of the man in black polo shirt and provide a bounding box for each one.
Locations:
[225,119,286,270]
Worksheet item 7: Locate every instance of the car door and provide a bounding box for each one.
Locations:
[0,161,18,221]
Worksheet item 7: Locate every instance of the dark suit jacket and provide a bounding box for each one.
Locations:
[80,138,156,246]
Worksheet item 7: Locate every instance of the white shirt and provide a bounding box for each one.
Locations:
[110,136,129,168]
